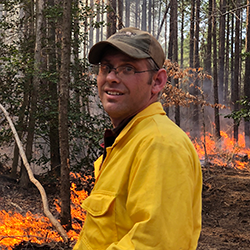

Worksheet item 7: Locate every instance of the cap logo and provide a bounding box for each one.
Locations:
[112,31,137,39]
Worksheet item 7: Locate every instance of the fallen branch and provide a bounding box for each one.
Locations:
[0,104,68,243]
[0,234,62,241]
[10,201,23,211]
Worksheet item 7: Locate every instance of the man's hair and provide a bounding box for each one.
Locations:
[146,58,159,85]
[147,58,160,71]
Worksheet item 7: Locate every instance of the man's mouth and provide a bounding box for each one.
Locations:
[106,91,123,96]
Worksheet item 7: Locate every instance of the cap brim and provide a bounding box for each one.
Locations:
[88,40,150,64]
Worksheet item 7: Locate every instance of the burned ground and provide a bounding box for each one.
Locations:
[0,163,250,249]
[198,164,250,250]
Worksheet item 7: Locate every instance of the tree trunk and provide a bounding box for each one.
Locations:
[244,0,250,148]
[141,0,146,31]
[11,1,32,179]
[135,0,138,28]
[0,103,68,243]
[48,0,61,176]
[203,0,212,104]
[10,85,29,179]
[172,0,180,126]
[96,0,100,42]
[193,0,200,135]
[204,0,212,76]
[230,13,234,109]
[101,0,104,41]
[189,0,195,137]
[107,0,116,38]
[59,0,72,230]
[224,10,230,104]
[212,0,221,140]
[125,0,130,27]
[152,0,155,36]
[189,0,195,68]
[180,0,184,69]
[233,0,240,142]
[56,0,63,69]
[218,0,226,103]
[148,0,152,33]
[83,0,88,58]
[89,0,94,49]
[118,0,123,29]
[20,0,44,188]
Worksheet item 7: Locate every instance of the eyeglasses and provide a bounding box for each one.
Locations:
[95,64,157,78]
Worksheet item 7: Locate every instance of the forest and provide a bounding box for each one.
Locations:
[0,0,250,249]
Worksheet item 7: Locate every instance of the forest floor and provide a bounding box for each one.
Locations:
[0,163,250,249]
[197,164,250,250]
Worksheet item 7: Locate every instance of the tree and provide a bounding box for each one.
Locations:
[212,0,221,140]
[230,10,235,110]
[107,0,116,38]
[244,0,250,147]
[118,0,123,29]
[180,0,185,69]
[193,0,201,135]
[170,0,180,126]
[189,0,199,137]
[20,0,45,187]
[224,9,230,104]
[0,103,68,242]
[125,0,130,27]
[232,0,241,142]
[148,0,152,33]
[189,0,195,69]
[203,0,212,98]
[58,0,72,229]
[89,0,94,49]
[218,0,226,103]
[47,0,61,176]
[141,0,146,31]
[135,0,139,28]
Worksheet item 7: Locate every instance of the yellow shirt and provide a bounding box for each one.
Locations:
[74,102,202,250]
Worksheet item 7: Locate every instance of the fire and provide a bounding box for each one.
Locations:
[1,131,249,249]
[0,173,89,249]
[0,210,61,247]
[190,131,250,169]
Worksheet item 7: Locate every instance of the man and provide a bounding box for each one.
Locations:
[74,27,202,250]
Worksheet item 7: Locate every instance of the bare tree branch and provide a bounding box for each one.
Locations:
[0,103,69,243]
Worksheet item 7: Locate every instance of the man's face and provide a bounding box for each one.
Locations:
[97,49,157,127]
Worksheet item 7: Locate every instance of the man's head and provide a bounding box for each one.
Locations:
[88,27,165,69]
[89,28,167,127]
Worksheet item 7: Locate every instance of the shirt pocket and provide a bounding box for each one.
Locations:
[81,191,117,249]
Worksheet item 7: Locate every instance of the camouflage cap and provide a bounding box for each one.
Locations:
[88,27,165,69]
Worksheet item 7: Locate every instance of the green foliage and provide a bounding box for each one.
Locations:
[68,58,111,174]
[0,0,109,178]
[224,97,250,125]
[241,51,250,61]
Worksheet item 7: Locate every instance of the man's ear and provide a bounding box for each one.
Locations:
[151,69,167,95]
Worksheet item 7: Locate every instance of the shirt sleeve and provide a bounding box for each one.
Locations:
[106,135,202,250]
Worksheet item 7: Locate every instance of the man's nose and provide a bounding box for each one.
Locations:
[106,68,120,82]
[108,67,119,75]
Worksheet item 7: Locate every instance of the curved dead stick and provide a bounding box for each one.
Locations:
[0,104,68,243]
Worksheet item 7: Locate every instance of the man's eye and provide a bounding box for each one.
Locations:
[100,64,110,72]
[123,66,134,74]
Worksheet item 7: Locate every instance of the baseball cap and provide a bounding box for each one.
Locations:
[88,27,165,69]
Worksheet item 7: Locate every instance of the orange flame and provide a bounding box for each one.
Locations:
[0,173,90,249]
[1,131,249,249]
[190,131,250,169]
